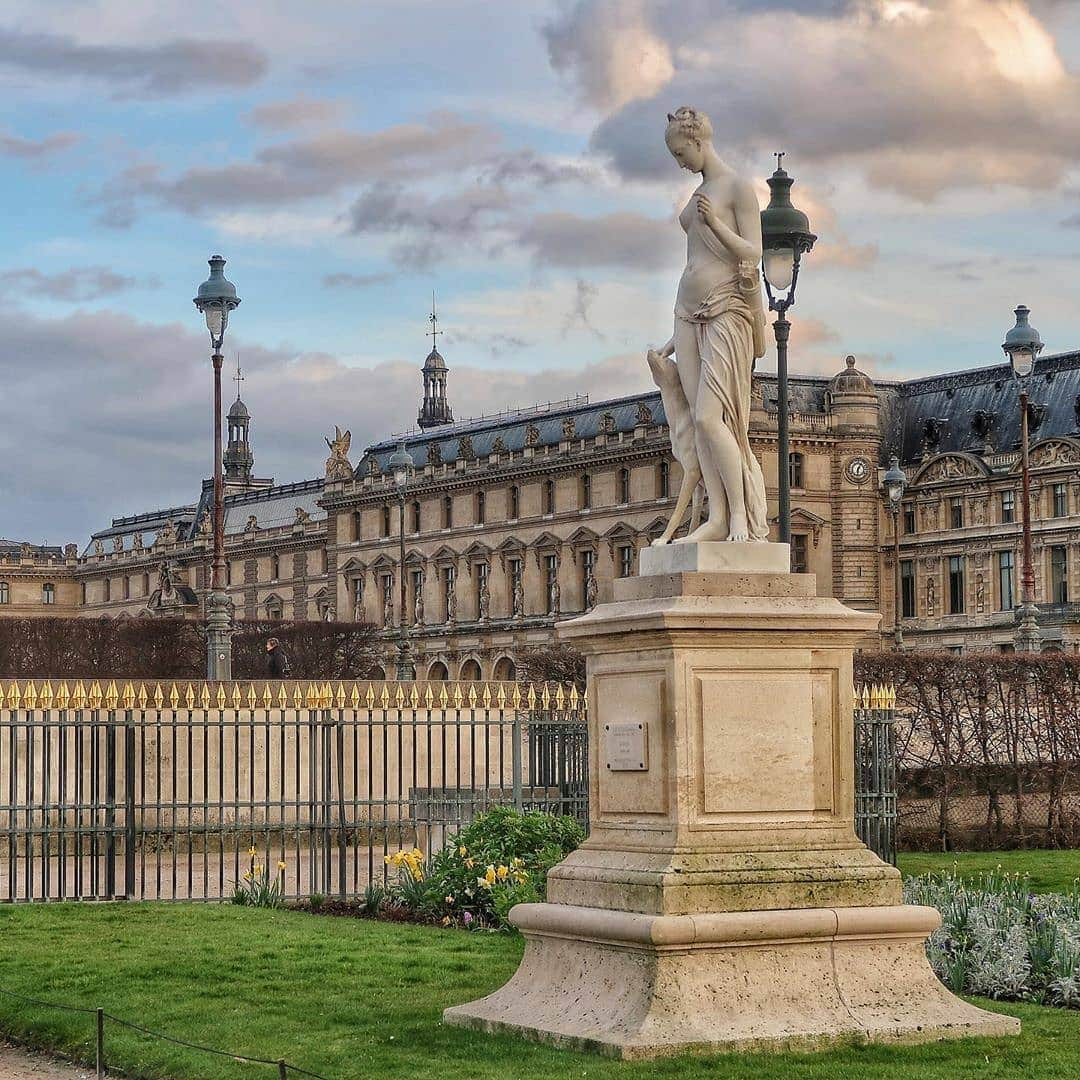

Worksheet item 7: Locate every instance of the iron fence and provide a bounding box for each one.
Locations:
[1,678,896,903]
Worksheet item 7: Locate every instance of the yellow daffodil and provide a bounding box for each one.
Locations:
[484,865,497,886]
[278,860,287,871]
[496,865,509,881]
[248,846,257,857]
[459,845,467,857]
[254,864,263,875]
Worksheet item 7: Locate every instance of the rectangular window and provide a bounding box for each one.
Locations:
[998,550,1015,610]
[791,534,808,574]
[618,468,631,505]
[123,576,130,600]
[353,511,363,542]
[270,554,280,581]
[949,497,964,530]
[411,501,421,533]
[382,505,391,538]
[1000,490,1015,524]
[0,582,8,604]
[902,505,915,535]
[509,557,523,614]
[476,490,486,525]
[658,460,670,499]
[581,474,592,510]
[1051,545,1069,603]
[443,567,455,621]
[509,485,520,520]
[1053,483,1067,518]
[442,495,453,529]
[43,583,56,605]
[618,544,634,579]
[81,582,87,605]
[410,569,423,623]
[789,452,804,490]
[900,559,916,618]
[948,555,965,614]
[544,480,555,516]
[103,579,110,603]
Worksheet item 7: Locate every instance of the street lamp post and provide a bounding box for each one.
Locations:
[193,256,241,681]
[760,154,816,546]
[389,442,416,681]
[882,456,907,649]
[1002,304,1044,652]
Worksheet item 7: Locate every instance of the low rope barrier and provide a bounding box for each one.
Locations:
[0,985,331,1079]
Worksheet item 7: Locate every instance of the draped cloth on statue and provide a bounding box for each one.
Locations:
[675,270,769,542]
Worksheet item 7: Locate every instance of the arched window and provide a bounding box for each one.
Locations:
[581,474,592,510]
[476,490,486,525]
[544,479,555,516]
[428,661,449,681]
[442,495,453,529]
[619,468,631,505]
[493,656,517,682]
[460,659,483,681]
[789,452,804,490]
[659,460,670,499]
[42,582,56,605]
[509,485,520,520]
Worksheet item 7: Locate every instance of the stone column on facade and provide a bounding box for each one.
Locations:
[444,540,1015,1055]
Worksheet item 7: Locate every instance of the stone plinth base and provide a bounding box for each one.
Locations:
[443,902,1017,1059]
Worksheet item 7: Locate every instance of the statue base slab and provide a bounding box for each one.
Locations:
[443,903,1017,1058]
[640,540,789,576]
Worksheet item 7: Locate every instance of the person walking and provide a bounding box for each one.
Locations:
[266,637,290,677]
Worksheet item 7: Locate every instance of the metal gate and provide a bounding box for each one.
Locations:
[0,679,586,903]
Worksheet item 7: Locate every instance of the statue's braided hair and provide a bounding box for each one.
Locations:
[665,106,712,145]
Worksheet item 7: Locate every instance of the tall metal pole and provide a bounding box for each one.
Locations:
[1016,389,1041,651]
[892,507,903,649]
[206,349,232,680]
[774,307,792,545]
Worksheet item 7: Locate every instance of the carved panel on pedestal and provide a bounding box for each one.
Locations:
[593,671,667,817]
[695,669,837,818]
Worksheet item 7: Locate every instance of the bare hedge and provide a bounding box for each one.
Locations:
[856,653,1080,851]
[0,617,382,680]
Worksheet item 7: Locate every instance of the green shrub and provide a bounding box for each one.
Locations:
[384,807,585,930]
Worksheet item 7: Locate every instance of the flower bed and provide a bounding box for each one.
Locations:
[906,868,1080,1008]
[296,807,585,931]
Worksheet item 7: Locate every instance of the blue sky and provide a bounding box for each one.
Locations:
[2,0,1079,542]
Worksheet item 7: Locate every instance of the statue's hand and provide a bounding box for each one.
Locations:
[695,193,719,230]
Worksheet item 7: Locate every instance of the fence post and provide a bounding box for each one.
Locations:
[96,1007,105,1079]
[278,1060,287,1080]
[104,716,117,901]
[334,711,347,900]
[123,709,136,899]
[511,705,523,812]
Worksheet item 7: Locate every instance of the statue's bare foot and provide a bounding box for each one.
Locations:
[651,534,674,547]
[678,520,727,543]
[725,511,748,543]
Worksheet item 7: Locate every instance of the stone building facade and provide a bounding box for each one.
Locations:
[7,336,1080,668]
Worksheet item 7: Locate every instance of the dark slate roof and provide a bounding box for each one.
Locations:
[0,539,63,557]
[190,477,326,537]
[891,349,1080,464]
[85,505,197,557]
[363,391,666,472]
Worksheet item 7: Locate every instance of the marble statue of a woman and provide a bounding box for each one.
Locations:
[648,106,769,543]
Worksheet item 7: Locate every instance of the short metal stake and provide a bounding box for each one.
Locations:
[96,1008,105,1079]
[278,1059,288,1080]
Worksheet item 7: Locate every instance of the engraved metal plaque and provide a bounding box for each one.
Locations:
[603,722,648,772]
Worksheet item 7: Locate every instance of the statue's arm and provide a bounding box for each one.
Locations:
[697,180,762,265]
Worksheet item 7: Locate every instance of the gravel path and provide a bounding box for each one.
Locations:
[0,1043,92,1080]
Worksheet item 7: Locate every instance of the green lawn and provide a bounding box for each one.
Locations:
[899,848,1080,894]
[1,904,1079,1080]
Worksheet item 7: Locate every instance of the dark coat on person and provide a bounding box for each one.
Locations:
[267,643,290,677]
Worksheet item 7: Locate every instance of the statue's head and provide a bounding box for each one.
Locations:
[665,106,712,173]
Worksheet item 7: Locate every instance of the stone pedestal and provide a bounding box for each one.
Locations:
[444,544,1018,1056]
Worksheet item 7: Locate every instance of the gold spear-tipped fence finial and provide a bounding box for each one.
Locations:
[409,683,420,708]
[40,681,54,709]
[350,682,361,709]
[467,683,477,708]
[122,682,136,709]
[482,682,492,708]
[137,683,148,709]
[57,682,70,709]
[24,681,38,710]
[72,681,87,708]
[88,682,103,708]
[438,683,449,708]
[104,682,119,709]
[424,683,434,708]
[380,683,391,709]
[366,683,376,708]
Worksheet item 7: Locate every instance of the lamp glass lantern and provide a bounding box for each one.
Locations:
[389,442,414,488]
[759,158,816,305]
[193,255,241,351]
[883,456,906,510]
[1002,304,1042,380]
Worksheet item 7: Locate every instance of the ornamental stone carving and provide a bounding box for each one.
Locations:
[427,442,442,466]
[324,426,353,481]
[525,424,540,447]
[636,402,653,425]
[112,536,124,554]
[921,455,981,482]
[1030,440,1080,468]
[458,435,475,461]
[599,411,616,435]
[561,417,576,440]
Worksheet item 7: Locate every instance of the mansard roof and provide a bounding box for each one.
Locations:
[891,349,1080,466]
[192,477,326,537]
